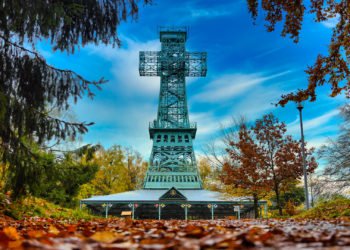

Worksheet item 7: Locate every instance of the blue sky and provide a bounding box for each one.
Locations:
[39,0,346,165]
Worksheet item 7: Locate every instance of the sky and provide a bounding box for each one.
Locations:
[38,0,346,168]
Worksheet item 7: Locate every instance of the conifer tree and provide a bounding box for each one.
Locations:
[0,0,151,197]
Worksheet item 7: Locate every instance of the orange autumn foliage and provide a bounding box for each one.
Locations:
[246,0,350,105]
[222,122,271,218]
[222,113,318,216]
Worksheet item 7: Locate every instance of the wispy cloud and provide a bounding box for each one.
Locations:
[190,8,232,18]
[190,111,220,136]
[288,109,339,135]
[254,47,284,59]
[74,98,156,157]
[306,137,330,149]
[193,71,290,104]
[174,1,242,24]
[322,15,340,28]
[89,38,161,97]
[72,38,165,156]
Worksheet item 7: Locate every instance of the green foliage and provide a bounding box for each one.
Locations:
[0,193,95,221]
[77,145,147,199]
[270,181,305,209]
[3,144,99,207]
[35,155,98,208]
[0,0,151,53]
[297,198,350,219]
[197,158,222,191]
[315,193,348,205]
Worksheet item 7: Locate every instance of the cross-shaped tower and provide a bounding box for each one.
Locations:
[139,27,207,189]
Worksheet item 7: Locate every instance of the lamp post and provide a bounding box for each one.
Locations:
[297,101,310,210]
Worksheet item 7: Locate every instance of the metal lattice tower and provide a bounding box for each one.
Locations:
[139,27,207,189]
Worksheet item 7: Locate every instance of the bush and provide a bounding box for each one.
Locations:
[297,198,350,219]
[0,192,95,221]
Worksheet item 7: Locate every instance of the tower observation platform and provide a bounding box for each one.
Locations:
[80,27,267,219]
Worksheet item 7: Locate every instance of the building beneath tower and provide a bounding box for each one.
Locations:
[80,27,267,219]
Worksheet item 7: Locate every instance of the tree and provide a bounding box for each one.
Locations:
[2,143,99,207]
[319,103,350,189]
[246,0,350,105]
[201,117,247,170]
[308,173,326,207]
[197,157,222,191]
[270,180,305,214]
[252,113,317,215]
[78,145,147,199]
[124,147,148,191]
[0,0,150,197]
[222,114,317,217]
[221,122,271,218]
[198,158,213,188]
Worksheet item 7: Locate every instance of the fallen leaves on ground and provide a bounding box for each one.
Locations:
[0,217,350,249]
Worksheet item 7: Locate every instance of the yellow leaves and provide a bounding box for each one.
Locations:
[48,225,60,235]
[3,226,20,240]
[77,145,147,197]
[90,231,120,243]
[27,230,44,238]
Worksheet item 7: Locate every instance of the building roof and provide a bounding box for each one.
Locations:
[81,189,263,203]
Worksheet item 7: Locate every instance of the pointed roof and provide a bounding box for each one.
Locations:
[159,187,187,201]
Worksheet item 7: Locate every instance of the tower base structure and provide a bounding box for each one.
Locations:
[80,188,267,219]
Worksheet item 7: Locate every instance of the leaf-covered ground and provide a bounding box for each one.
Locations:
[1,217,350,249]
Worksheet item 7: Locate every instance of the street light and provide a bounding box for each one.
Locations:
[297,101,310,210]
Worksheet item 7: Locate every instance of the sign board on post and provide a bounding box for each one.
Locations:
[234,206,240,212]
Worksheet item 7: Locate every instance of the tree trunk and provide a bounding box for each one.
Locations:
[253,195,259,219]
[275,184,283,216]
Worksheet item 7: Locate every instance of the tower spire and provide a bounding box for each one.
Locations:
[139,27,207,189]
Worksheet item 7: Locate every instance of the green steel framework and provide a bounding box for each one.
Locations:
[139,27,207,189]
[80,27,269,219]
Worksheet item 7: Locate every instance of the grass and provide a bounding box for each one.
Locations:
[296,198,350,219]
[0,192,96,221]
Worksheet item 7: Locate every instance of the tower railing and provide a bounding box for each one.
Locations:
[149,121,197,130]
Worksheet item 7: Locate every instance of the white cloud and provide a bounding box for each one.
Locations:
[322,15,340,28]
[230,87,280,121]
[190,111,220,136]
[74,98,156,157]
[73,38,165,156]
[193,71,290,103]
[179,1,241,22]
[159,1,245,25]
[304,109,339,130]
[254,47,284,59]
[89,38,161,97]
[288,109,339,135]
[306,137,329,149]
[190,8,232,18]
